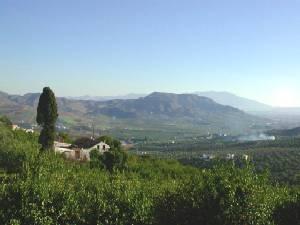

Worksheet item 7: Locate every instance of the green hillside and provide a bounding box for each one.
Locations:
[0,123,299,225]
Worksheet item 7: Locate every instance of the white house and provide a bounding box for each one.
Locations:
[87,142,110,152]
[54,141,110,161]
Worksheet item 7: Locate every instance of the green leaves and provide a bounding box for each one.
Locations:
[154,165,289,225]
[90,148,128,172]
[36,87,58,151]
[0,124,299,225]
[36,87,58,126]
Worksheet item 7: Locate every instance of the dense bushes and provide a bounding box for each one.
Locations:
[0,152,155,225]
[90,148,128,172]
[273,191,300,225]
[0,124,300,225]
[154,165,285,225]
[0,125,39,173]
[89,136,128,172]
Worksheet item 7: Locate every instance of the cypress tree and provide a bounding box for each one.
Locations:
[36,87,58,150]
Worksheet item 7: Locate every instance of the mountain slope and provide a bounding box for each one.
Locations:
[68,93,145,101]
[0,91,268,135]
[194,91,272,112]
[90,92,244,118]
[66,91,273,112]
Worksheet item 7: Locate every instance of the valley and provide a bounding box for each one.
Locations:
[0,90,277,141]
[2,89,300,187]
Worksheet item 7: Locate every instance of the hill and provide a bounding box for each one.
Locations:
[90,92,245,118]
[66,91,273,112]
[0,91,268,138]
[68,93,145,101]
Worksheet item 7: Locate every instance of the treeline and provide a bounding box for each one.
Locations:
[135,137,300,185]
[135,137,300,153]
[0,124,299,225]
[176,146,300,186]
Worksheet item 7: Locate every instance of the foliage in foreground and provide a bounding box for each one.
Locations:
[0,124,299,225]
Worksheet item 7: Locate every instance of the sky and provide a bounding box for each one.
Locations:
[0,0,300,107]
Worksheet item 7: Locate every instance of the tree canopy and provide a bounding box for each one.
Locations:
[36,87,58,150]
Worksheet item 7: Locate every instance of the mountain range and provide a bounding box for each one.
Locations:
[67,91,300,118]
[67,91,273,112]
[67,93,145,101]
[0,91,268,136]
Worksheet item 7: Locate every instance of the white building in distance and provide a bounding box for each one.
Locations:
[54,141,110,161]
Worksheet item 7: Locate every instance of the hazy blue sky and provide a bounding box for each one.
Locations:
[0,0,300,106]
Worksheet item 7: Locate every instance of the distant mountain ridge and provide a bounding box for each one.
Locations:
[0,91,265,134]
[66,91,273,112]
[193,91,272,112]
[89,92,244,119]
[68,93,145,101]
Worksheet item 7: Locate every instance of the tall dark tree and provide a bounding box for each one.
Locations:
[36,87,58,150]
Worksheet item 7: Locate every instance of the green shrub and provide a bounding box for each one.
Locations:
[273,191,300,225]
[90,148,128,172]
[154,165,284,225]
[0,124,300,225]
